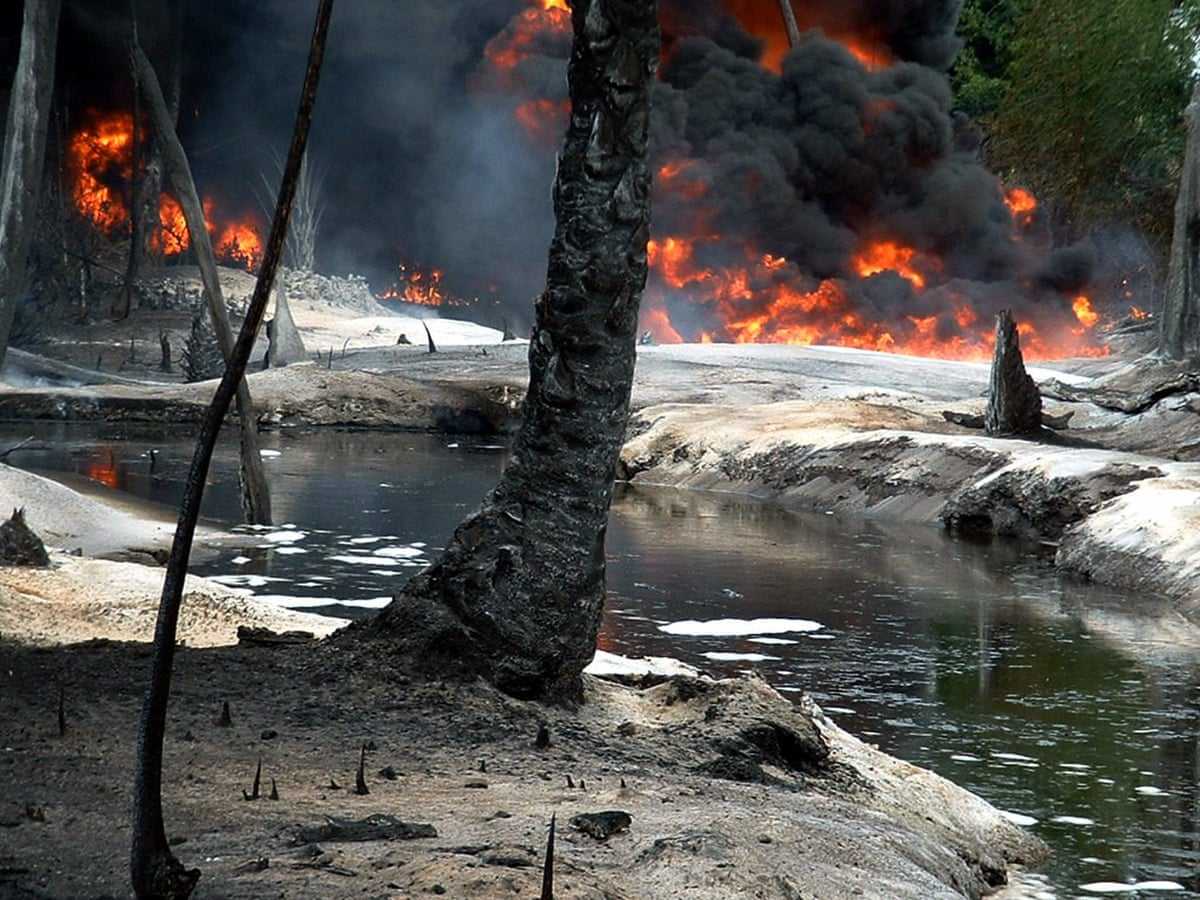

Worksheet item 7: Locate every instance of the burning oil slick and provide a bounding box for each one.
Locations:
[3,0,1152,358]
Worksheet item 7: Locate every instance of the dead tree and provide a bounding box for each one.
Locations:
[257,150,323,272]
[129,4,332,896]
[264,280,306,367]
[0,0,63,372]
[777,0,801,49]
[985,309,1042,436]
[360,0,660,704]
[1162,81,1200,360]
[132,43,272,526]
[115,6,142,322]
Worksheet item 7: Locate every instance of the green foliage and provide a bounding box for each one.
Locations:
[951,0,1023,120]
[985,0,1198,242]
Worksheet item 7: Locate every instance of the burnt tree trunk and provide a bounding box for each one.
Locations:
[265,280,306,367]
[778,0,801,49]
[985,309,1042,436]
[365,0,660,704]
[115,19,142,322]
[133,43,272,526]
[129,4,332,896]
[131,0,183,272]
[1162,82,1200,360]
[0,0,62,372]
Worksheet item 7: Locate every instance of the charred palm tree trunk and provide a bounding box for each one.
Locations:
[367,0,660,704]
[129,4,333,896]
[0,0,62,372]
[133,42,272,525]
[1163,82,1200,360]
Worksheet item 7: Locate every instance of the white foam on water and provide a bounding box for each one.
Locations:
[253,594,339,609]
[329,555,398,566]
[210,574,286,588]
[411,542,427,548]
[1135,786,1167,796]
[1051,816,1095,826]
[1059,763,1090,770]
[992,751,1037,762]
[231,556,251,565]
[259,450,282,458]
[1080,881,1184,894]
[264,530,306,544]
[702,652,781,662]
[374,545,425,559]
[806,633,836,640]
[659,617,823,637]
[824,707,856,715]
[346,536,384,545]
[748,637,800,645]
[370,570,403,577]
[337,597,392,609]
[273,547,307,555]
[584,650,699,679]
[999,811,1038,827]
[950,754,981,763]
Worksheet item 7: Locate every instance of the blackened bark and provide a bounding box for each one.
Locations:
[1162,82,1200,360]
[985,310,1042,436]
[129,4,333,896]
[0,0,62,371]
[366,0,660,703]
[778,0,802,49]
[133,44,272,526]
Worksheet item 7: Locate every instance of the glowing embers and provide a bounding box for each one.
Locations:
[377,262,470,308]
[1072,296,1099,329]
[1005,187,1038,228]
[485,0,571,73]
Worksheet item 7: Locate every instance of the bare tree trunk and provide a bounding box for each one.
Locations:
[115,12,141,321]
[129,4,333,896]
[0,0,62,372]
[1162,82,1200,361]
[363,0,660,704]
[133,43,272,526]
[985,309,1042,436]
[778,0,802,49]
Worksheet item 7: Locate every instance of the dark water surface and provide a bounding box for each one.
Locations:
[7,422,1200,898]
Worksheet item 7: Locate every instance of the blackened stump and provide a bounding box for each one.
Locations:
[364,0,660,704]
[985,310,1042,437]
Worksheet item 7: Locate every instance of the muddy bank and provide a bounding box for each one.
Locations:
[620,399,1200,619]
[0,627,1044,899]
[0,364,523,434]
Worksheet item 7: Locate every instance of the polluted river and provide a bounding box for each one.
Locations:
[6,421,1198,899]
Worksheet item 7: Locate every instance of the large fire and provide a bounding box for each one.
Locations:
[376,263,471,308]
[67,111,264,272]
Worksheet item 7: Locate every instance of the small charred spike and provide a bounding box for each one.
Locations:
[540,813,555,900]
[57,684,65,737]
[422,321,437,354]
[354,744,369,795]
[328,776,341,790]
[535,723,550,750]
[218,699,232,727]
[479,759,487,773]
[95,353,102,370]
[566,774,574,789]
[243,756,262,801]
[269,778,279,801]
[579,779,586,791]
[620,777,627,789]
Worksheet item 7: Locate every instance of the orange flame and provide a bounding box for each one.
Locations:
[1072,296,1099,329]
[515,98,570,143]
[486,1,570,72]
[69,112,135,233]
[1005,187,1038,228]
[852,241,927,290]
[1130,305,1150,321]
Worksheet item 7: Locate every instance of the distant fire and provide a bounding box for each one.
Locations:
[1005,188,1038,227]
[67,110,264,272]
[1130,306,1150,321]
[377,262,471,308]
[1072,296,1099,329]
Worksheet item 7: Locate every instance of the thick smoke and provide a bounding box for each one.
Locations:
[17,0,1103,353]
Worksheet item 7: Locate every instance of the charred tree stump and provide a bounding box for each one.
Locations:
[264,281,306,368]
[1163,82,1200,360]
[133,43,272,526]
[363,0,660,703]
[985,310,1042,437]
[129,4,333,896]
[540,814,555,900]
[0,507,50,567]
[181,302,223,382]
[0,0,63,371]
[159,332,172,373]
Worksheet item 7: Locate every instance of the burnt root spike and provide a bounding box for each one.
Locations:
[354,744,369,796]
[242,757,262,802]
[540,813,555,900]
